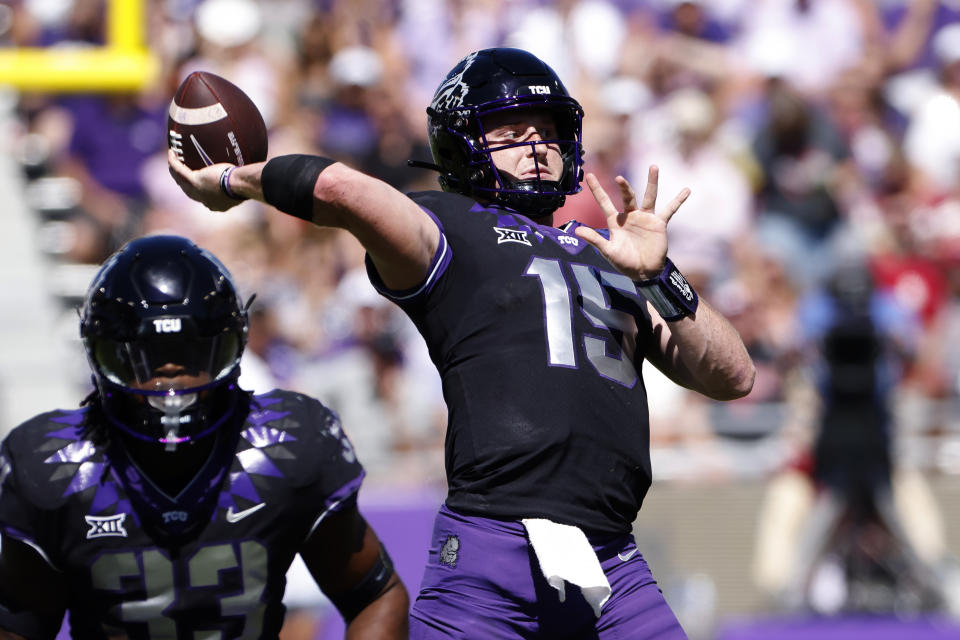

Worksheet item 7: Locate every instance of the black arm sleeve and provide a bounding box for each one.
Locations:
[327,543,396,622]
[261,154,335,221]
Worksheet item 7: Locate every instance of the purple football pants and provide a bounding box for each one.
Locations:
[410,505,688,639]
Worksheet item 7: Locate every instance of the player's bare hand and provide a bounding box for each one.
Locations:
[167,149,240,212]
[574,166,690,281]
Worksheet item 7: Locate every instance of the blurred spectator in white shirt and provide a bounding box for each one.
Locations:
[733,0,867,98]
[629,87,753,290]
[904,24,960,197]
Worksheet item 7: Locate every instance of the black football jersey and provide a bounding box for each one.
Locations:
[0,389,363,639]
[366,191,656,536]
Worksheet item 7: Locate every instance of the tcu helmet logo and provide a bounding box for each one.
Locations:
[430,51,479,112]
[153,318,182,333]
[529,85,551,95]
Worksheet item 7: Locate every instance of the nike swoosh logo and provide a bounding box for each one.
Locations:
[226,503,266,523]
[618,548,638,562]
[190,134,214,166]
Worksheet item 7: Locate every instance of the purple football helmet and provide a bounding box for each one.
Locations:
[426,48,584,218]
[80,235,248,451]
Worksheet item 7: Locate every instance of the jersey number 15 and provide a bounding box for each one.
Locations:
[525,257,640,388]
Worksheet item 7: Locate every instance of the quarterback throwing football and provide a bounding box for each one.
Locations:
[170,48,755,639]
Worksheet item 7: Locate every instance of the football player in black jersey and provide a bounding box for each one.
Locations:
[170,48,755,639]
[0,235,408,639]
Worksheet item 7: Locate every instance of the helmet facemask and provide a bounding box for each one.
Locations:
[87,327,244,451]
[80,236,249,453]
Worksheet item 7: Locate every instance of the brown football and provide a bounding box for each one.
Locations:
[167,71,268,170]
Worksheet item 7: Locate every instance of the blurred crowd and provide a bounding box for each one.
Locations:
[3,0,960,605]
[4,0,960,483]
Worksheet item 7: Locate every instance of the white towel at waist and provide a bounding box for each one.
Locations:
[522,518,611,618]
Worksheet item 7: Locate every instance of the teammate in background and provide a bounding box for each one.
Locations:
[0,235,408,639]
[753,256,947,615]
[170,48,755,638]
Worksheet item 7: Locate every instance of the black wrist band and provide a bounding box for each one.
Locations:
[328,543,396,621]
[219,166,245,200]
[635,258,698,321]
[261,154,335,221]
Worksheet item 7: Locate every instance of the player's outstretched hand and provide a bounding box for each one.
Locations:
[167,149,242,212]
[574,166,690,281]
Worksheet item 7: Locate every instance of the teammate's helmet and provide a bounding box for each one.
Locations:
[427,48,584,218]
[80,235,248,450]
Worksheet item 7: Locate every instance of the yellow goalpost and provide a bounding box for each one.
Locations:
[0,0,159,92]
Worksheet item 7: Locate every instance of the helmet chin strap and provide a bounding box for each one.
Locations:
[508,178,561,192]
[149,391,199,452]
[495,178,565,218]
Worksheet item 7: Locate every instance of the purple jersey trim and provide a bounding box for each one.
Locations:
[365,205,452,302]
[305,469,365,537]
[326,470,364,512]
[0,526,59,570]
